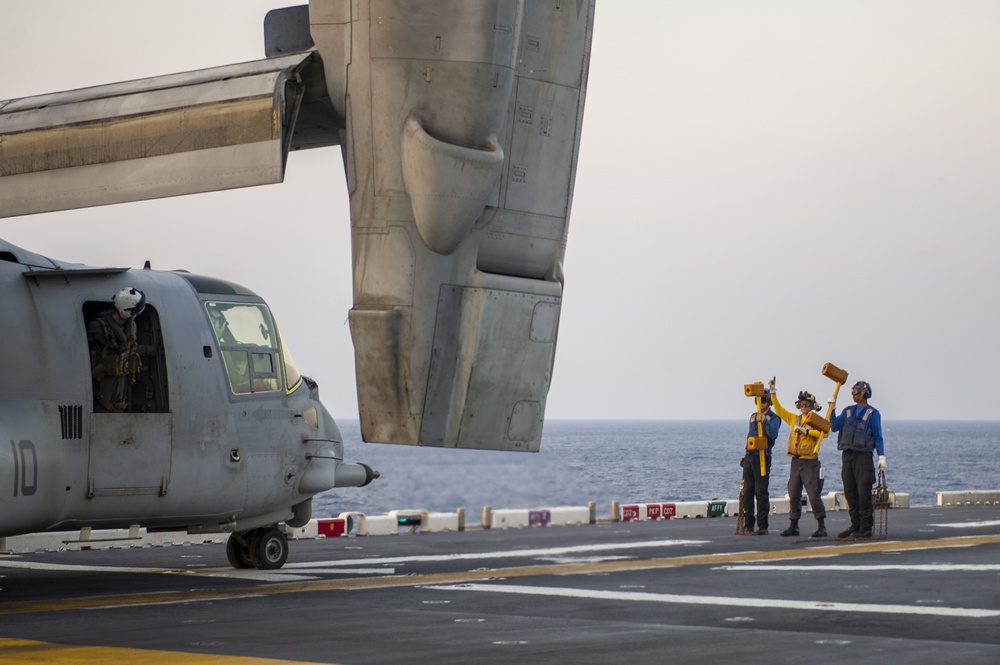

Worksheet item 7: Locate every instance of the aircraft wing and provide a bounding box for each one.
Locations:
[306,1,595,451]
[0,52,338,218]
[0,0,595,453]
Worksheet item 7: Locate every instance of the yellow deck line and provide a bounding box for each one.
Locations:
[0,638,333,665]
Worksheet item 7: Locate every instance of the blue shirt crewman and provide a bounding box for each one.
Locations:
[741,391,781,535]
[830,380,885,539]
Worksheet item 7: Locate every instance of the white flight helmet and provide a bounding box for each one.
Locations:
[112,287,146,319]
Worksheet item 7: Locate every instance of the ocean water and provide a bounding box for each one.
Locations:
[314,420,1000,520]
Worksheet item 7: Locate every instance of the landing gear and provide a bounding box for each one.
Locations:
[226,532,254,568]
[226,527,289,570]
[250,527,289,569]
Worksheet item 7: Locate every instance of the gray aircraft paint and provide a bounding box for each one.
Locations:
[0,237,376,566]
[0,1,594,567]
[0,0,595,451]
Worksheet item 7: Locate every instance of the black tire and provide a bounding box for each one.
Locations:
[250,527,288,570]
[226,532,254,569]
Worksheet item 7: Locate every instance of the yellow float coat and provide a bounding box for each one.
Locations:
[771,392,826,459]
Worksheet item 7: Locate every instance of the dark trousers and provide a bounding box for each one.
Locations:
[788,457,825,521]
[841,449,876,531]
[741,452,771,530]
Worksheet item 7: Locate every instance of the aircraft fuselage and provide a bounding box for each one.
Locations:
[0,238,370,551]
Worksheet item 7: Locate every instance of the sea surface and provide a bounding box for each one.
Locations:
[314,420,999,520]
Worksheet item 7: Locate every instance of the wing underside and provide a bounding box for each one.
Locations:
[0,52,338,218]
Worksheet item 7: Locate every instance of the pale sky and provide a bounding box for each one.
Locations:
[1,1,998,421]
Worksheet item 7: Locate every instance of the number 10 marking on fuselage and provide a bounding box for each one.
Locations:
[10,440,37,497]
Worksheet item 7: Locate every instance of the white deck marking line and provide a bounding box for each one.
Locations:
[536,556,633,564]
[209,573,319,583]
[282,539,708,569]
[930,521,1000,529]
[4,535,999,617]
[212,567,396,582]
[426,583,1000,618]
[715,564,1000,572]
[272,567,396,575]
[0,560,164,574]
[0,539,706,577]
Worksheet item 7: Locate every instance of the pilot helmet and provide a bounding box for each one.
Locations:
[112,287,146,319]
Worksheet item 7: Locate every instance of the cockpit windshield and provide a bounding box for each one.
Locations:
[206,301,300,395]
[279,332,302,392]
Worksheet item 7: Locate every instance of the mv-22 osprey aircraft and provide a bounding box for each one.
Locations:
[0,1,595,568]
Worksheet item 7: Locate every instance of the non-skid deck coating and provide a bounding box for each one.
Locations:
[1,506,998,664]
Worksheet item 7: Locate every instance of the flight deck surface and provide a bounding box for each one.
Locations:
[1,505,999,664]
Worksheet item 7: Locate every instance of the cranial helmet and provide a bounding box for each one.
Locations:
[796,390,820,411]
[112,287,146,319]
[851,381,872,399]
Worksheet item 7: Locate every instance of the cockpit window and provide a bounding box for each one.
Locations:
[279,330,303,393]
[206,301,282,395]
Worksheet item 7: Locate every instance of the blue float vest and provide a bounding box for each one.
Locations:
[746,411,776,453]
[836,406,875,452]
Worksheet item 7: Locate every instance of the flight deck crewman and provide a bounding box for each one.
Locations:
[87,287,146,413]
[741,390,781,535]
[770,379,829,538]
[830,380,885,539]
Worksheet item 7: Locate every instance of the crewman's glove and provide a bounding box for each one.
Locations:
[768,378,776,392]
[794,426,808,435]
[877,455,887,471]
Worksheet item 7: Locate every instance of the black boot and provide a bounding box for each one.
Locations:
[837,527,858,539]
[780,519,799,537]
[811,517,827,538]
